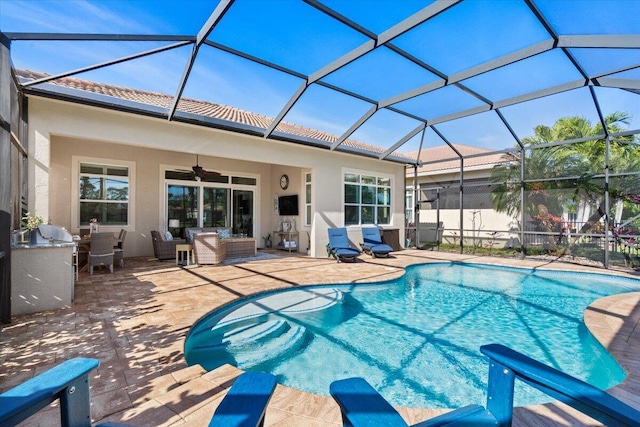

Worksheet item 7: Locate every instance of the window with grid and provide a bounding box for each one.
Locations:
[405,188,414,224]
[344,173,391,225]
[79,163,129,226]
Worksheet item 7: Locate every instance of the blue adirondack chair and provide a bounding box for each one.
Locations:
[360,227,393,258]
[330,343,640,427]
[209,371,277,427]
[0,358,277,427]
[327,227,361,262]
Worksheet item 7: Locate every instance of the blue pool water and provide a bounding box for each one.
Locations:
[185,263,640,408]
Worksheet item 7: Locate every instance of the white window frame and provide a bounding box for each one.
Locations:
[71,156,136,232]
[342,169,393,226]
[304,171,312,227]
[405,187,415,225]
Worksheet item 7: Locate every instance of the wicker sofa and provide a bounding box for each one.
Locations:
[186,227,257,265]
[151,230,186,260]
[192,232,226,265]
[184,227,230,243]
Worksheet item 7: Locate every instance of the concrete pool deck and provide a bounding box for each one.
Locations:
[1,249,639,426]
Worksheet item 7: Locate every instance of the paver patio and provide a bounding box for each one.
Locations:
[1,249,639,426]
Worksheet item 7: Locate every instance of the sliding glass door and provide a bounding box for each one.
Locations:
[168,184,198,236]
[233,190,254,237]
[203,188,229,228]
[166,177,255,238]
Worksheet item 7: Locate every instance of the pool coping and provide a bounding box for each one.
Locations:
[188,259,640,425]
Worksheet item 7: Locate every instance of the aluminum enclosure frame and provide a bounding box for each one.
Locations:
[1,0,640,275]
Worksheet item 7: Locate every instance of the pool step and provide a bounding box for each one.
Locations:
[187,320,310,371]
[234,324,308,368]
[214,288,343,328]
[190,319,288,352]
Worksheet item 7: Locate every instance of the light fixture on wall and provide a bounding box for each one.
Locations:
[169,219,180,229]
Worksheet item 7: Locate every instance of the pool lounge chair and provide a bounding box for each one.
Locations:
[330,343,640,427]
[327,227,361,263]
[360,227,393,258]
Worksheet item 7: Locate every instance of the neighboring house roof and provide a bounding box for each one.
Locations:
[404,144,513,175]
[16,69,413,163]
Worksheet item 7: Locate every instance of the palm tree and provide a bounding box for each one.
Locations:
[490,112,639,253]
[551,113,639,251]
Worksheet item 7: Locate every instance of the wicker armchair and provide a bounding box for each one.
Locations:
[151,230,186,260]
[193,232,226,265]
[114,229,127,267]
[88,232,114,275]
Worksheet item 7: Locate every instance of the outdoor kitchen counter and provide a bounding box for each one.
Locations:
[10,242,75,316]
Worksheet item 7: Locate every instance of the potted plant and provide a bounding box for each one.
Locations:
[22,212,44,245]
[263,233,272,248]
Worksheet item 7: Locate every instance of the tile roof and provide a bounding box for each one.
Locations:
[15,69,408,160]
[404,144,513,175]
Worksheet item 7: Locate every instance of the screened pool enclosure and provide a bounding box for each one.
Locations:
[1,0,639,269]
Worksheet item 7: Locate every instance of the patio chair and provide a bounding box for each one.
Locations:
[193,232,227,265]
[360,227,393,258]
[0,357,100,427]
[417,222,444,250]
[327,227,360,263]
[1,356,277,427]
[151,230,186,260]
[88,232,114,275]
[330,343,640,427]
[209,371,277,427]
[114,229,127,268]
[617,237,639,269]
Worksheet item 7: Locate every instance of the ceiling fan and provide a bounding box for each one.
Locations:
[191,155,221,179]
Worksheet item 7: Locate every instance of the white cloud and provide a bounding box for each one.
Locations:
[2,0,139,33]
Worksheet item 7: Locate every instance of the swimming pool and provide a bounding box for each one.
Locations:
[185,262,640,408]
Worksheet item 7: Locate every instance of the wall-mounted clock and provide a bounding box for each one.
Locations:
[280,174,289,190]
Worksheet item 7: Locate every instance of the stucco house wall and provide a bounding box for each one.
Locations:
[28,96,406,258]
[406,154,517,248]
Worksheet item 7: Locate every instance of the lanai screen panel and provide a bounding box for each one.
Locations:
[1,0,639,162]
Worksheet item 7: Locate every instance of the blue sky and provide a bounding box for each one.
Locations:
[1,0,639,154]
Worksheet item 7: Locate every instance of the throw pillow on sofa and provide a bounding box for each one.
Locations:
[216,228,231,239]
[187,228,203,243]
[165,231,173,241]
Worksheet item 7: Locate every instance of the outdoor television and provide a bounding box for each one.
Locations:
[278,195,299,216]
